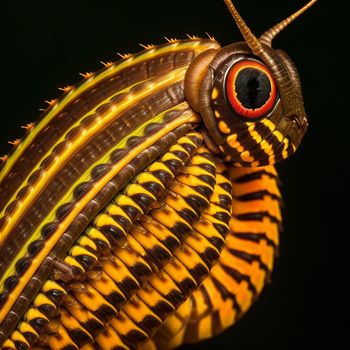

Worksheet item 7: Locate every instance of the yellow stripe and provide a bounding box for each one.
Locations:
[227,138,244,153]
[262,119,275,132]
[272,130,283,142]
[0,40,218,185]
[249,129,262,144]
[0,108,199,324]
[282,138,289,159]
[226,133,237,147]
[211,87,219,100]
[260,139,274,154]
[0,67,186,246]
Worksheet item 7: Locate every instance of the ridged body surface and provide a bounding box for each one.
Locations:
[0,39,282,350]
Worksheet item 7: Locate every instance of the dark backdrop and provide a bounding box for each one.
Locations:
[0,1,345,349]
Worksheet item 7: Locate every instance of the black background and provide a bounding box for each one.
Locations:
[0,1,346,349]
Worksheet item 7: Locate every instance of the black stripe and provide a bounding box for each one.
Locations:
[128,262,153,284]
[132,312,161,336]
[232,170,278,183]
[227,248,270,273]
[105,291,126,311]
[93,304,117,323]
[236,127,259,152]
[211,276,241,316]
[235,189,281,202]
[121,329,148,349]
[198,247,221,268]
[220,263,258,297]
[232,231,277,248]
[143,244,173,270]
[184,194,209,216]
[177,207,199,225]
[149,299,174,321]
[199,284,213,311]
[66,327,92,348]
[234,211,281,225]
[188,263,209,286]
[117,277,139,300]
[211,310,222,336]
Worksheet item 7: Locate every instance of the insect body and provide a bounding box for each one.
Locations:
[0,1,316,349]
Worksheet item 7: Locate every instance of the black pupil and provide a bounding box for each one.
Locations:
[235,68,271,110]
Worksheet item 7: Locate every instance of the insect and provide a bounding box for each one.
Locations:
[0,0,316,349]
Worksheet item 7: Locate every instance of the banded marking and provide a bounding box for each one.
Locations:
[0,280,65,350]
[154,166,281,348]
[151,163,232,349]
[0,41,220,243]
[101,166,226,349]
[221,112,295,167]
[42,143,217,350]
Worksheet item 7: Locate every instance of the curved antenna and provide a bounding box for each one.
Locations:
[223,0,264,56]
[260,0,318,46]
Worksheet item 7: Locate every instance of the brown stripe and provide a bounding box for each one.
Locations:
[234,211,281,225]
[232,169,278,183]
[235,190,281,202]
[232,232,277,248]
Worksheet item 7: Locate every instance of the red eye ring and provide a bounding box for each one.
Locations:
[226,60,277,118]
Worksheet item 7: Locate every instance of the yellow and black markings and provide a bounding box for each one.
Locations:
[151,165,281,349]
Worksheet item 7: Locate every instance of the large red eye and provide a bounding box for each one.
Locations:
[226,60,277,118]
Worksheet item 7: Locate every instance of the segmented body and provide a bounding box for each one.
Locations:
[0,39,281,349]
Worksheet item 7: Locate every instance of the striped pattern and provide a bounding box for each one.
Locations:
[0,39,221,346]
[150,165,281,349]
[0,38,219,211]
[213,94,295,167]
[1,134,233,350]
[0,72,187,283]
[0,36,291,350]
